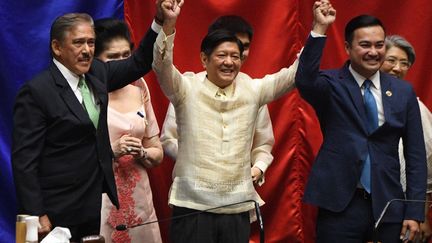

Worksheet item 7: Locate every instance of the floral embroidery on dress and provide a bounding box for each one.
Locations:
[107,155,143,243]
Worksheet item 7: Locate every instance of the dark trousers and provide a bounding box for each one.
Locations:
[66,218,100,243]
[170,206,250,243]
[316,189,402,243]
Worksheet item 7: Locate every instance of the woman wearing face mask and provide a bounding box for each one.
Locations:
[94,18,163,243]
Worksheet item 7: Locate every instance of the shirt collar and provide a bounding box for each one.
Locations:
[203,75,235,98]
[348,64,381,90]
[53,58,81,91]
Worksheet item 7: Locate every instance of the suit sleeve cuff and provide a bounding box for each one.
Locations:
[311,31,326,38]
[151,20,162,33]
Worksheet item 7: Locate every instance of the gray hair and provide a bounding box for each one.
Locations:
[385,35,416,65]
[50,13,94,54]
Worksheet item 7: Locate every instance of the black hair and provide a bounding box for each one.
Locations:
[93,18,134,57]
[200,29,244,57]
[208,15,254,41]
[345,15,385,45]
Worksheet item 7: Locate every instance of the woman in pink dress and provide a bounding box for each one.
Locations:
[94,18,163,243]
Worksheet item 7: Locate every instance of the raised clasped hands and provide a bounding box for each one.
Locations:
[312,0,336,35]
[159,0,184,34]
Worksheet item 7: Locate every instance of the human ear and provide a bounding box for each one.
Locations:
[200,52,208,68]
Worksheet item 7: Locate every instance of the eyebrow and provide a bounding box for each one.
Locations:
[386,55,408,60]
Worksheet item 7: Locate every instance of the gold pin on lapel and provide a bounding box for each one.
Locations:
[385,90,392,97]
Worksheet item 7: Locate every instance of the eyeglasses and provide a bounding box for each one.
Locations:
[384,57,411,70]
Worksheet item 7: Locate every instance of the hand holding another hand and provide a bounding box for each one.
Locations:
[312,0,336,35]
[113,134,143,158]
[160,0,184,35]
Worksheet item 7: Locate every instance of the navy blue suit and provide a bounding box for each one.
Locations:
[295,35,426,226]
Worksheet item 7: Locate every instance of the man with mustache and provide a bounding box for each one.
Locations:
[11,1,179,241]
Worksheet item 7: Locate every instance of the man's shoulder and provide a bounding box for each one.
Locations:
[195,71,206,79]
[318,67,345,82]
[381,71,413,91]
[321,68,340,76]
[25,68,54,88]
[237,72,252,80]
[15,68,56,103]
[88,58,107,77]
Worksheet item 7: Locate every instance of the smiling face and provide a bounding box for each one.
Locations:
[201,41,242,88]
[380,46,411,79]
[51,22,95,75]
[345,25,386,78]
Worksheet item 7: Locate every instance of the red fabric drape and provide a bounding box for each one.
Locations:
[124,1,432,242]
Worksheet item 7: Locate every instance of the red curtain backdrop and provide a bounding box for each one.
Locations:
[124,1,432,242]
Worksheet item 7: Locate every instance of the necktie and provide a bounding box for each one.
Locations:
[360,79,378,193]
[78,77,99,128]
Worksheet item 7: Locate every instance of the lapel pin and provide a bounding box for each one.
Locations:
[386,90,392,97]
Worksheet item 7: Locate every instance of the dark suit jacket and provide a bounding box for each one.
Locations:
[295,35,427,223]
[12,27,157,226]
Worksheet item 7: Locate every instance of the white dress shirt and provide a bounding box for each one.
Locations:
[349,65,385,126]
[53,58,99,112]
